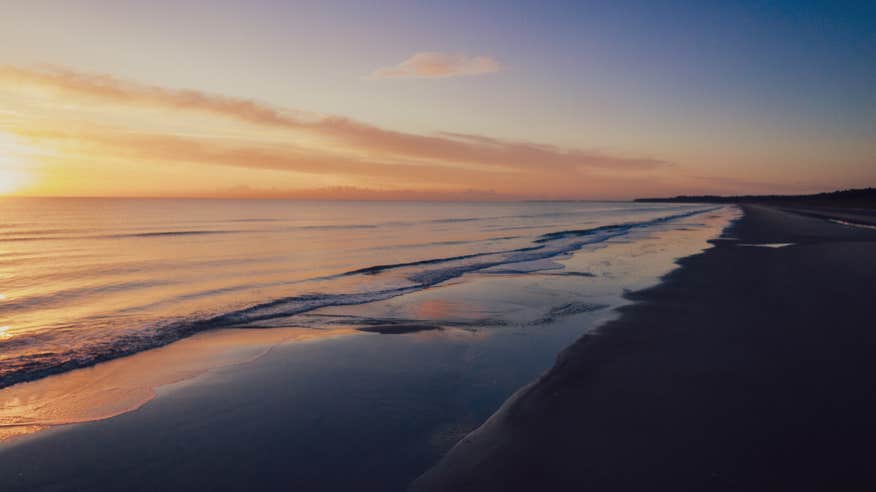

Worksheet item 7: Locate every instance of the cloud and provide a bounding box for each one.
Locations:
[0,65,308,130]
[368,52,501,79]
[0,65,666,175]
[201,185,511,201]
[16,126,513,187]
[1,65,674,198]
[19,124,668,198]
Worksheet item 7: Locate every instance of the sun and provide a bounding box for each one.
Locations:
[0,166,30,194]
[0,132,36,195]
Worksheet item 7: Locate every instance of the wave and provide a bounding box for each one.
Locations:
[340,248,534,277]
[0,228,98,237]
[530,302,608,325]
[295,224,380,230]
[110,230,240,238]
[0,279,176,314]
[428,217,482,224]
[340,207,717,282]
[227,218,284,223]
[0,229,241,242]
[0,286,420,388]
[0,206,719,389]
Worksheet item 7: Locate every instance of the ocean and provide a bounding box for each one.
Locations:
[0,199,731,388]
[0,198,740,488]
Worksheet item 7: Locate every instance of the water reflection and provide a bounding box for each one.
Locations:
[0,327,356,442]
[0,205,740,491]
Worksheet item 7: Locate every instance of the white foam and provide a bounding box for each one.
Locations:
[829,219,876,230]
[738,243,795,248]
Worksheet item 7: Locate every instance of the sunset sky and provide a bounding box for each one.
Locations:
[0,0,874,199]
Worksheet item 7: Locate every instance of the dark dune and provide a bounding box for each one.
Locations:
[411,205,876,491]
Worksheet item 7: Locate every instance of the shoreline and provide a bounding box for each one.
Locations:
[0,206,735,491]
[0,327,358,444]
[411,204,876,491]
[0,203,719,392]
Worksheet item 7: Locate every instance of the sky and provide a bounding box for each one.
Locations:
[0,0,874,199]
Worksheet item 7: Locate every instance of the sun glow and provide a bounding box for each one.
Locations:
[0,132,36,194]
[0,167,30,194]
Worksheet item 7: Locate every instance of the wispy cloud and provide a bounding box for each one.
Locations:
[18,126,495,187]
[0,65,674,198]
[0,65,309,129]
[200,185,510,201]
[0,65,664,174]
[17,122,672,199]
[368,52,501,79]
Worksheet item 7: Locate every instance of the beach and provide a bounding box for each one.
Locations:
[412,204,876,490]
[3,203,873,490]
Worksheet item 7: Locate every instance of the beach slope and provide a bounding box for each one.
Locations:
[412,205,876,491]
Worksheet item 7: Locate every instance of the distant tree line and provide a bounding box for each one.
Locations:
[635,187,876,207]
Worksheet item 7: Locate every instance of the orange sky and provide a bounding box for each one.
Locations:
[0,2,874,199]
[0,65,686,199]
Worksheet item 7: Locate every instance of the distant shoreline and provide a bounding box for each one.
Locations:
[635,186,876,208]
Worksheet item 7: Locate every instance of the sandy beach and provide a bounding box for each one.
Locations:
[412,204,876,491]
[4,204,874,491]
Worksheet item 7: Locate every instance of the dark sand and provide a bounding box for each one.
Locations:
[356,324,443,334]
[412,205,876,491]
[777,205,876,228]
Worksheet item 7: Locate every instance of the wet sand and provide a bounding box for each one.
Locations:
[0,327,357,443]
[0,269,623,491]
[412,205,876,491]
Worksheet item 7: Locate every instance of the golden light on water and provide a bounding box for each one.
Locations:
[0,327,358,442]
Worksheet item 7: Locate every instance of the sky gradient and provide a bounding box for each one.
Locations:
[0,0,874,199]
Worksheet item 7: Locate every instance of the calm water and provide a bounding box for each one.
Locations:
[0,198,722,387]
[0,198,740,490]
